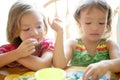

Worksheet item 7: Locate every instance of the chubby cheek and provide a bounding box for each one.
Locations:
[99,27,105,35]
[37,34,44,42]
[81,26,89,34]
[19,33,30,41]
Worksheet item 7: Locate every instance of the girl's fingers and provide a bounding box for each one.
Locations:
[28,47,36,53]
[48,17,51,25]
[90,72,99,80]
[48,17,62,26]
[54,18,62,22]
[20,39,37,53]
[97,72,105,79]
[83,66,93,80]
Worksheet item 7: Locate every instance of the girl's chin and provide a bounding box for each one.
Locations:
[90,38,100,42]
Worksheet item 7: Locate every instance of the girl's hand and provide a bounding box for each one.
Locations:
[48,17,63,32]
[16,38,38,58]
[83,61,109,80]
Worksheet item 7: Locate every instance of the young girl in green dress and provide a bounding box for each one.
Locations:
[49,0,120,80]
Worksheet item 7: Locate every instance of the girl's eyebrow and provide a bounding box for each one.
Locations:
[21,21,42,27]
[21,24,30,29]
[84,17,93,20]
[98,18,106,21]
[85,17,106,20]
[21,24,29,27]
[100,18,106,19]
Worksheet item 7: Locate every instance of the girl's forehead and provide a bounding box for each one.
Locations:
[81,6,107,16]
[80,7,107,20]
[20,11,44,26]
[82,5,107,13]
[22,11,43,21]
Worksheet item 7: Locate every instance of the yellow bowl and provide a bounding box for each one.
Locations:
[35,68,66,80]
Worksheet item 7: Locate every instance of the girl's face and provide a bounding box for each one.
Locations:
[20,11,44,43]
[78,7,107,41]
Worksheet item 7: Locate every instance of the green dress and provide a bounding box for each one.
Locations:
[69,39,110,66]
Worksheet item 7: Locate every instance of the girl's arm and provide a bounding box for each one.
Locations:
[105,39,120,72]
[0,50,21,68]
[83,59,120,80]
[102,59,120,72]
[83,39,120,80]
[0,39,37,68]
[17,50,53,71]
[53,32,75,68]
[107,39,120,59]
[48,18,73,68]
[53,29,67,68]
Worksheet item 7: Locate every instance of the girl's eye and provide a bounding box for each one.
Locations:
[37,26,44,31]
[99,22,105,25]
[85,22,91,25]
[23,28,30,31]
[37,26,42,29]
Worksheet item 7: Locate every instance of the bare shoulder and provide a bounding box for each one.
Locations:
[106,39,119,47]
[106,39,120,52]
[106,39,120,58]
[65,38,77,49]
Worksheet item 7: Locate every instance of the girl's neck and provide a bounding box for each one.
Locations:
[81,38,100,45]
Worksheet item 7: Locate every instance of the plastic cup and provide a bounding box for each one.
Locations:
[35,68,66,80]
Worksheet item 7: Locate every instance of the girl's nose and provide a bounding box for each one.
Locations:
[92,24,98,31]
[30,29,38,37]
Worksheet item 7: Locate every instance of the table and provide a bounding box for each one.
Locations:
[0,66,120,80]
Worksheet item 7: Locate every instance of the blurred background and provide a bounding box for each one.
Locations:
[0,0,120,45]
